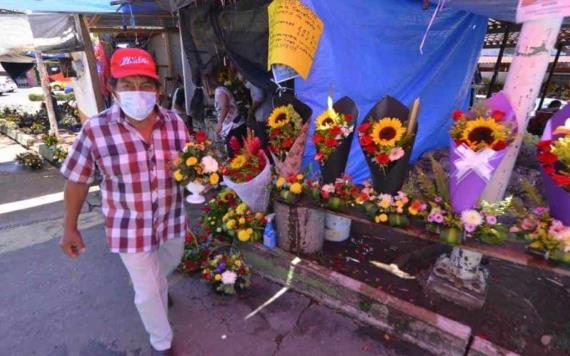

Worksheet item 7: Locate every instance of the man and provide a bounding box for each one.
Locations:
[59,48,189,356]
[244,80,272,148]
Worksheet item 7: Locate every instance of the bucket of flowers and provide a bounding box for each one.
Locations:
[537,104,570,225]
[222,132,272,212]
[275,174,305,204]
[222,202,267,243]
[320,176,359,242]
[201,189,240,243]
[201,253,252,295]
[313,96,358,183]
[358,96,417,194]
[372,191,426,228]
[15,151,43,170]
[353,181,379,218]
[173,131,220,204]
[449,91,516,213]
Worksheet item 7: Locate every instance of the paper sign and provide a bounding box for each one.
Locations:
[516,0,570,23]
[267,0,324,80]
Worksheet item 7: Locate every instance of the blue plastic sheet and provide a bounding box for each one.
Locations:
[297,0,487,183]
[0,0,164,14]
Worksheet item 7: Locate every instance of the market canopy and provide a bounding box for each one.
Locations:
[0,0,166,14]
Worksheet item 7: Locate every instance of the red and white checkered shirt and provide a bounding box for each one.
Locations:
[61,104,190,253]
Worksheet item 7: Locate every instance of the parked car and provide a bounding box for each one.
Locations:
[0,76,17,93]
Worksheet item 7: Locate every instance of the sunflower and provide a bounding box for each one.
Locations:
[462,117,506,150]
[315,109,340,130]
[230,155,247,170]
[371,118,406,147]
[267,106,290,129]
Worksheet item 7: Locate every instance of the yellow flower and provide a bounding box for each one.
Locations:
[379,199,391,209]
[276,177,286,189]
[186,156,198,166]
[237,228,254,242]
[296,174,304,181]
[226,219,236,229]
[235,260,241,268]
[371,118,406,147]
[267,106,290,129]
[315,109,340,130]
[462,117,506,151]
[230,155,246,170]
[173,158,181,166]
[236,203,248,215]
[173,169,184,182]
[395,200,404,208]
[375,214,388,223]
[239,217,246,225]
[408,207,418,216]
[209,173,220,185]
[215,274,222,281]
[290,182,303,194]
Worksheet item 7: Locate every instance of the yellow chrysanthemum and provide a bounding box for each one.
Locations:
[230,155,246,170]
[296,174,304,181]
[209,173,220,185]
[226,219,236,229]
[315,109,340,130]
[462,117,506,150]
[276,177,286,189]
[237,228,254,242]
[239,217,246,225]
[173,169,184,182]
[235,260,242,268]
[290,182,303,194]
[215,274,222,281]
[375,213,388,223]
[267,107,290,129]
[371,118,406,147]
[236,203,248,215]
[186,156,198,166]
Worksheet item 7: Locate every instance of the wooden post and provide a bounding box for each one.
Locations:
[34,52,59,137]
[75,14,105,113]
[481,17,563,202]
[163,31,174,79]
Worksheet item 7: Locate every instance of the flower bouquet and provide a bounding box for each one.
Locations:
[358,96,416,194]
[319,176,359,211]
[15,151,43,170]
[313,96,358,183]
[267,95,312,177]
[221,131,272,212]
[178,231,211,274]
[460,198,511,245]
[201,189,240,243]
[201,253,252,295]
[372,192,426,228]
[275,174,305,203]
[173,131,220,204]
[53,147,68,165]
[537,104,570,225]
[449,91,516,213]
[353,181,379,218]
[222,202,267,243]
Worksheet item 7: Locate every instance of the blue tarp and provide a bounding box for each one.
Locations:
[0,0,164,14]
[297,0,487,183]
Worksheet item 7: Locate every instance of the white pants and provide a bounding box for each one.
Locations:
[120,237,185,351]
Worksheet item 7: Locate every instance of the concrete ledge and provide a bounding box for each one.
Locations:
[237,243,472,355]
[38,144,57,164]
[467,336,521,356]
[0,125,36,148]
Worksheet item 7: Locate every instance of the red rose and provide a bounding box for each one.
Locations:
[312,135,324,144]
[330,126,342,136]
[282,137,294,148]
[272,128,281,136]
[195,131,207,143]
[364,144,376,154]
[325,138,337,148]
[454,139,464,147]
[360,135,373,146]
[552,174,570,187]
[491,110,505,122]
[358,123,371,133]
[452,110,464,121]
[545,166,556,175]
[537,140,552,151]
[344,114,353,122]
[376,153,390,165]
[491,140,507,151]
[538,152,558,165]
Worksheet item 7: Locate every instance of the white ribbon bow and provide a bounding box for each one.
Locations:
[453,144,496,183]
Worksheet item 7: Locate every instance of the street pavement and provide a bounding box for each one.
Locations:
[0,134,423,356]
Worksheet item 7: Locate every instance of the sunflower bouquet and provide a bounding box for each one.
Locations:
[312,96,358,183]
[222,202,267,242]
[358,96,416,194]
[201,253,252,295]
[173,131,220,187]
[221,132,272,212]
[537,105,570,226]
[448,91,517,213]
[267,105,304,161]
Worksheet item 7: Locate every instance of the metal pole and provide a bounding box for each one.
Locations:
[482,17,563,202]
[486,24,511,98]
[538,43,563,110]
[34,52,59,137]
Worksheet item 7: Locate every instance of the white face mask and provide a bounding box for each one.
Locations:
[116,91,157,121]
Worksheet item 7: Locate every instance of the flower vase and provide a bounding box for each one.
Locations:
[324,213,351,242]
[439,227,462,245]
[186,181,206,204]
[388,214,409,228]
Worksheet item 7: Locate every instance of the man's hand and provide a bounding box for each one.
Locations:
[60,228,86,259]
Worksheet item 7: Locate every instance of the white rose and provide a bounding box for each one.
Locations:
[201,156,219,173]
[461,210,483,226]
[221,270,237,285]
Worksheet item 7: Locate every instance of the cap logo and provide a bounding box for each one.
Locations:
[119,56,150,66]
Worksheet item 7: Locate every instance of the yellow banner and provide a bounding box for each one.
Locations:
[267,0,324,80]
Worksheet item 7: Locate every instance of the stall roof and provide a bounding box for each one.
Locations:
[0,0,166,14]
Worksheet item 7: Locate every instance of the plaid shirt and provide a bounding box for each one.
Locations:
[61,104,190,253]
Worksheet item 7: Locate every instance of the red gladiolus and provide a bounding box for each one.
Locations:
[537,140,552,151]
[358,123,371,133]
[538,152,558,165]
[376,153,390,165]
[345,114,353,122]
[325,138,337,148]
[452,110,464,121]
[230,136,241,152]
[491,140,507,151]
[195,131,207,143]
[491,110,505,122]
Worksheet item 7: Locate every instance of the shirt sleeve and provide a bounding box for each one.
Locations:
[60,122,96,184]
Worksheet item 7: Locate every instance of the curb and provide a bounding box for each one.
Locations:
[0,123,60,165]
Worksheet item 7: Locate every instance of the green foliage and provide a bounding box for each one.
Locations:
[520,178,545,207]
[15,151,43,170]
[431,155,450,204]
[414,166,436,199]
[42,134,58,148]
[28,93,75,102]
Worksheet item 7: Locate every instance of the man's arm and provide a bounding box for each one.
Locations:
[60,180,89,258]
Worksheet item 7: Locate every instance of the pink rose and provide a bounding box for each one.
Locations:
[389,147,405,161]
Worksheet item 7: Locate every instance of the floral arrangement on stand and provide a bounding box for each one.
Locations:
[275,174,305,203]
[222,202,267,242]
[371,191,427,228]
[15,151,43,170]
[201,253,252,295]
[459,198,512,245]
[448,92,517,213]
[222,132,272,212]
[267,105,304,161]
[201,189,240,243]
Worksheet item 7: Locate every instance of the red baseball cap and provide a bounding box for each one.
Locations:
[110,48,159,80]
